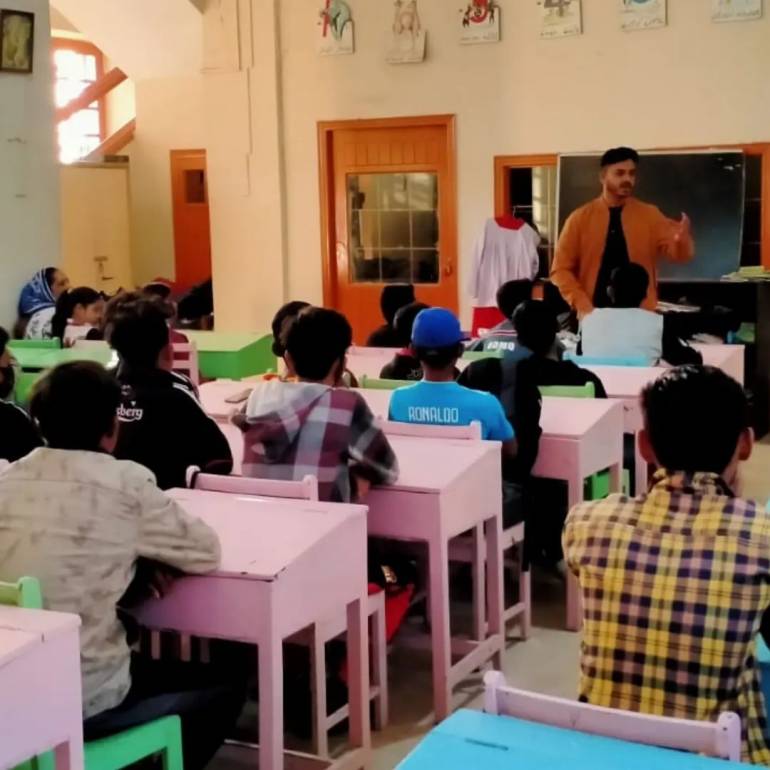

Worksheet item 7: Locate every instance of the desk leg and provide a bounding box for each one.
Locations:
[609,460,622,495]
[428,535,452,721]
[634,437,647,496]
[346,595,371,754]
[259,628,283,770]
[472,524,485,642]
[485,514,504,671]
[566,473,583,633]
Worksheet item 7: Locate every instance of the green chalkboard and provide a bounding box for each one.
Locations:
[557,152,745,281]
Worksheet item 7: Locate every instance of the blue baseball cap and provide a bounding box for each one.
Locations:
[412,308,463,349]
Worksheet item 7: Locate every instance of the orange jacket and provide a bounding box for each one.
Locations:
[551,197,694,317]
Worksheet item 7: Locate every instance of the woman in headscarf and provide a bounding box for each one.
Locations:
[16,268,70,339]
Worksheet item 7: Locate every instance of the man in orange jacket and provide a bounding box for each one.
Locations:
[551,147,694,318]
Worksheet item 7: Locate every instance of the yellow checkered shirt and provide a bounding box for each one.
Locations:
[564,470,770,764]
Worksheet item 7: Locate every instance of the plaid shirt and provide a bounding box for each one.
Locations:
[564,470,770,764]
[235,382,398,503]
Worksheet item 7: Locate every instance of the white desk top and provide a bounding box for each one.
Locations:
[0,628,38,668]
[168,488,366,580]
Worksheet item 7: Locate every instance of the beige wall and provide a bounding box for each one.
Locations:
[124,0,770,330]
[128,76,206,285]
[279,0,770,324]
[0,0,60,327]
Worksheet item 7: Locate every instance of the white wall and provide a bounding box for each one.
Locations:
[279,0,770,323]
[128,76,206,284]
[0,0,60,327]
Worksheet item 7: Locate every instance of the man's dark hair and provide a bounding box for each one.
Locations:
[609,263,649,308]
[513,300,559,357]
[601,147,640,168]
[51,286,102,341]
[271,301,311,357]
[285,307,352,380]
[394,302,429,347]
[641,365,750,474]
[496,280,534,319]
[380,284,416,325]
[0,326,8,358]
[108,296,170,369]
[142,282,172,300]
[30,361,120,451]
[414,343,464,370]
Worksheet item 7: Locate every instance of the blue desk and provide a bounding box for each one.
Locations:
[397,709,749,769]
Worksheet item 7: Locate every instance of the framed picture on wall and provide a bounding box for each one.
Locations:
[712,0,762,22]
[0,9,34,73]
[620,0,667,32]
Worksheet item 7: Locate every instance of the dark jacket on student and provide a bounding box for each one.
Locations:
[380,351,423,381]
[518,356,608,398]
[0,401,42,463]
[466,320,518,354]
[114,365,233,490]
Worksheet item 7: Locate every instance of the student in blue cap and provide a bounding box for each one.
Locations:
[389,307,516,447]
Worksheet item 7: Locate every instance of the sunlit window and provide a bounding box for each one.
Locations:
[53,41,104,164]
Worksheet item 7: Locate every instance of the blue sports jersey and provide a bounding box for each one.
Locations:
[389,381,514,441]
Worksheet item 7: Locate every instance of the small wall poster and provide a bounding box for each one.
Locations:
[620,0,667,32]
[538,0,582,39]
[318,0,354,55]
[712,0,763,22]
[387,0,426,64]
[460,1,501,44]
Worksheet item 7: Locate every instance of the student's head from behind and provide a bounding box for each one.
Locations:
[108,296,171,370]
[640,366,752,487]
[52,287,104,341]
[496,280,534,320]
[411,308,464,377]
[271,301,311,358]
[0,327,15,400]
[285,307,352,384]
[394,302,429,348]
[30,361,121,453]
[513,300,559,358]
[600,146,639,201]
[380,284,416,326]
[608,263,649,308]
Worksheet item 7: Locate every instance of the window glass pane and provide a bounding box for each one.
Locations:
[84,55,97,81]
[347,172,440,285]
[185,169,207,204]
[745,155,762,200]
[72,109,100,136]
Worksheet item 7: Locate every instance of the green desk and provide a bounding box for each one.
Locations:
[182,331,275,380]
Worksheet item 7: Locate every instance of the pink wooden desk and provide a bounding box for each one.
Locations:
[132,489,370,770]
[365,435,504,722]
[346,347,472,380]
[693,344,744,384]
[0,607,83,770]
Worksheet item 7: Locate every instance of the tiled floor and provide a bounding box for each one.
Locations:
[211,441,770,770]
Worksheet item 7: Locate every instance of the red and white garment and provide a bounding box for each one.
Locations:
[468,216,540,336]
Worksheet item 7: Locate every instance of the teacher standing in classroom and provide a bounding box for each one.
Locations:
[551,147,694,318]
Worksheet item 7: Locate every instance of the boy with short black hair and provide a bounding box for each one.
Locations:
[467,279,533,353]
[0,361,241,770]
[0,326,41,462]
[564,366,770,764]
[236,307,398,502]
[581,263,702,365]
[389,308,515,446]
[107,295,232,489]
[380,301,430,381]
[366,284,416,347]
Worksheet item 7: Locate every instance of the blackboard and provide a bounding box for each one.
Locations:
[557,152,745,281]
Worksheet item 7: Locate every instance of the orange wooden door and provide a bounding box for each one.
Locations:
[170,149,212,288]
[321,117,458,343]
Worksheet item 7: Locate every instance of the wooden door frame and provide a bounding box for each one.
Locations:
[318,114,457,309]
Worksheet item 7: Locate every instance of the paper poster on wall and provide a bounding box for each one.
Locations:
[318,0,354,56]
[538,0,582,39]
[712,0,763,22]
[460,1,501,44]
[387,0,426,63]
[620,0,667,31]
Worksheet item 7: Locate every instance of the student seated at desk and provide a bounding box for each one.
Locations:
[235,307,398,502]
[466,279,533,353]
[51,286,105,346]
[580,263,702,366]
[564,366,770,764]
[106,295,233,489]
[16,267,70,340]
[0,326,41,462]
[0,362,244,770]
[366,283,416,347]
[389,308,516,444]
[263,299,311,380]
[514,300,608,397]
[380,301,430,381]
